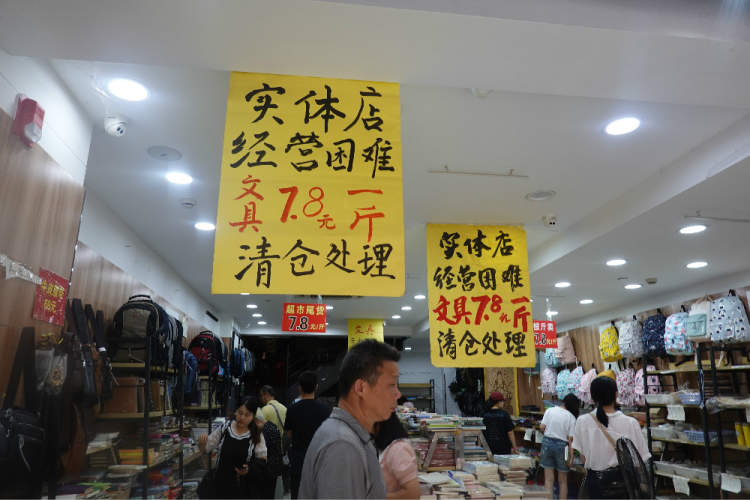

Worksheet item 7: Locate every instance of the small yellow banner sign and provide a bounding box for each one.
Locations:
[212,72,405,296]
[426,224,535,367]
[348,319,384,349]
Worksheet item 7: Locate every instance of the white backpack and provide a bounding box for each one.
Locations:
[619,317,644,358]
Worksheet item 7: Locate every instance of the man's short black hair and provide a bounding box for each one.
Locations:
[338,339,400,397]
[260,385,276,398]
[299,371,318,394]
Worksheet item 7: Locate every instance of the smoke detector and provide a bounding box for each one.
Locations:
[180,198,197,209]
[104,115,127,137]
[542,214,559,228]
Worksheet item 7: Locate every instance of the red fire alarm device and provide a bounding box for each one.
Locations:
[12,95,45,147]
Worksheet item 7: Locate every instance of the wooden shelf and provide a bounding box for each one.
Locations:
[98,411,173,420]
[110,362,176,374]
[425,466,456,472]
[647,403,701,408]
[648,364,750,375]
[652,436,716,447]
[655,471,710,487]
[722,443,749,451]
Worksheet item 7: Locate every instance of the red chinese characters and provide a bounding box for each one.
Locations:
[282,302,327,332]
[533,320,558,349]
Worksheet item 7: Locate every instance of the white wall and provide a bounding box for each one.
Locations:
[0,48,91,184]
[399,336,461,415]
[78,190,223,330]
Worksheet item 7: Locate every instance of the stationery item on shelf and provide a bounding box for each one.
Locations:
[675,391,701,405]
[645,392,679,405]
[599,323,623,362]
[735,423,745,447]
[619,317,644,358]
[665,311,694,355]
[666,405,685,421]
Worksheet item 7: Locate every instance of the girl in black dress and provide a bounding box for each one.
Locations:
[199,397,267,498]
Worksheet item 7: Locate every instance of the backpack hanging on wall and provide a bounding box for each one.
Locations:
[618,317,644,359]
[556,335,577,364]
[188,331,226,376]
[556,369,571,400]
[642,310,667,357]
[664,308,694,355]
[616,367,637,407]
[599,323,623,362]
[709,290,750,343]
[578,368,598,405]
[545,348,563,368]
[567,366,584,398]
[686,296,711,341]
[541,367,557,394]
[110,295,173,367]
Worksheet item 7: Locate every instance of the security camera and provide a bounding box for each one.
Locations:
[542,214,558,228]
[104,115,127,137]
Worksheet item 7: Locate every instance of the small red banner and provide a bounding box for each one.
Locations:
[282,303,327,332]
[33,268,68,325]
[533,320,557,349]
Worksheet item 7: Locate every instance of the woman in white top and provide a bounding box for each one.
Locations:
[572,375,650,499]
[539,394,579,500]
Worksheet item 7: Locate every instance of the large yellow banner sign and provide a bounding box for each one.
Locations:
[212,72,405,296]
[426,224,535,368]
[348,319,384,349]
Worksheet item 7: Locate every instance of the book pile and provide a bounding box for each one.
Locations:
[484,481,524,500]
[426,417,458,431]
[522,485,548,499]
[412,438,455,469]
[494,454,533,469]
[119,448,159,465]
[462,461,500,483]
[499,467,527,485]
[463,441,489,462]
[460,417,485,429]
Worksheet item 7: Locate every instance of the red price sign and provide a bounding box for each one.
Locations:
[533,320,557,349]
[32,268,68,326]
[282,303,327,332]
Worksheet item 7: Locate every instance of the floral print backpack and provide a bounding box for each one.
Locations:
[664,309,694,355]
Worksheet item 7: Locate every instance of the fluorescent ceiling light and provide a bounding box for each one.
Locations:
[686,261,708,269]
[579,299,594,305]
[252,313,262,318]
[624,283,642,290]
[107,78,149,101]
[194,222,215,231]
[404,346,413,351]
[554,281,571,288]
[391,315,401,319]
[257,321,267,326]
[605,117,640,136]
[401,306,412,311]
[166,171,193,185]
[246,304,258,309]
[606,258,627,267]
[680,224,707,235]
[414,294,426,300]
[325,305,333,310]
[547,311,559,316]
[240,293,250,296]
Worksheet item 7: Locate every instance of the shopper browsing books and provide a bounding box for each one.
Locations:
[482,392,518,455]
[572,376,650,499]
[299,339,401,499]
[539,394,579,500]
[375,412,419,499]
[198,397,267,499]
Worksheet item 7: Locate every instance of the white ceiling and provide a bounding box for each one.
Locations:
[3,0,750,334]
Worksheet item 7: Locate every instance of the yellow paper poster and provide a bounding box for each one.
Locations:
[212,72,405,296]
[426,224,535,367]
[348,319,384,349]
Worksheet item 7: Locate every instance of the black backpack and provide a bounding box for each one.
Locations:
[111,295,172,367]
[188,331,226,375]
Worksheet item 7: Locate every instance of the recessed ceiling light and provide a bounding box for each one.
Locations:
[554,281,571,288]
[325,305,333,310]
[107,78,148,101]
[404,346,413,351]
[325,322,329,326]
[624,283,642,290]
[166,171,193,185]
[686,261,708,269]
[525,190,557,201]
[240,293,250,296]
[257,321,267,326]
[194,222,215,231]
[391,315,401,319]
[579,299,594,305]
[547,311,559,316]
[246,304,258,309]
[147,145,182,162]
[401,306,412,311]
[530,298,534,303]
[606,258,627,267]
[252,313,262,318]
[680,224,707,235]
[414,294,426,300]
[605,117,640,136]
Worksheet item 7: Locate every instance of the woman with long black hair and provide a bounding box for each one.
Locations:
[539,394,579,500]
[199,397,267,498]
[572,375,650,499]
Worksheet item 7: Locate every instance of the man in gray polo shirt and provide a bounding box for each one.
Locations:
[299,339,401,499]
